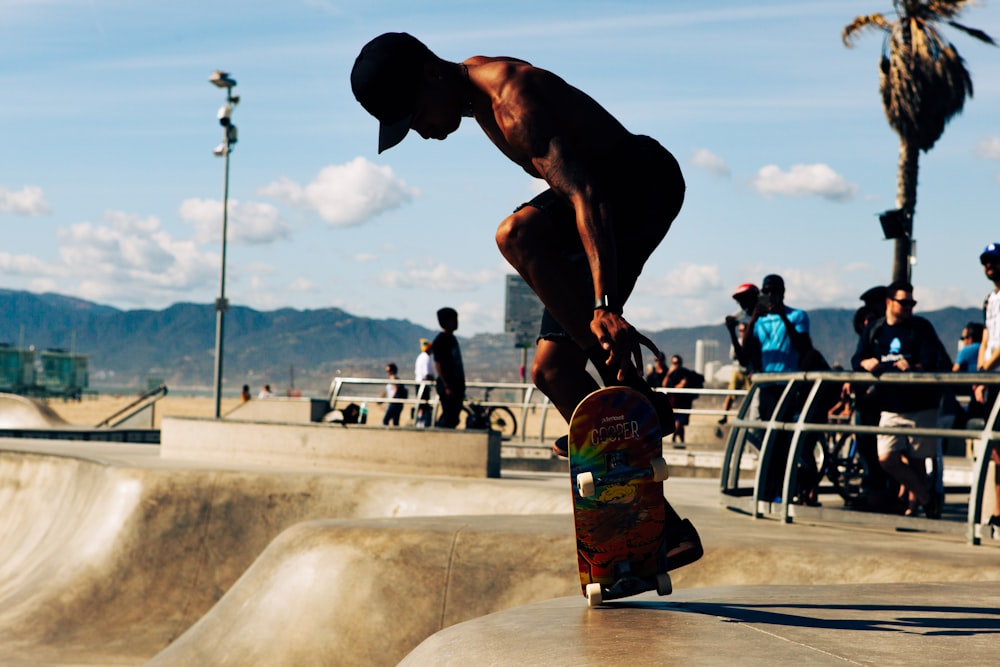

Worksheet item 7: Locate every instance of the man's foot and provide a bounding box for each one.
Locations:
[988,514,1000,527]
[923,493,942,520]
[553,435,568,458]
[664,518,703,571]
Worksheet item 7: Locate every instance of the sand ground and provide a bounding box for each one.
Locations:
[41,392,575,437]
[44,394,244,428]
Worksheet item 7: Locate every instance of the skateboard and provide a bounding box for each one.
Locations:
[569,386,672,607]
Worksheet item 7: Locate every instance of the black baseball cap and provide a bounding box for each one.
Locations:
[761,274,785,294]
[351,32,433,153]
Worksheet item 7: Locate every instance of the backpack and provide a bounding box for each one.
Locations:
[686,370,705,390]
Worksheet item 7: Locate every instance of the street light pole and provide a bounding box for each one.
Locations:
[209,71,239,418]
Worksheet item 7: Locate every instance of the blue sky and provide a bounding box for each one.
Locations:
[1,1,999,337]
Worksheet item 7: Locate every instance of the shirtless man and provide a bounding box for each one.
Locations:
[351,33,700,568]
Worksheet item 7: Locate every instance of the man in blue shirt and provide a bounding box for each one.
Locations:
[740,274,818,502]
[743,274,810,376]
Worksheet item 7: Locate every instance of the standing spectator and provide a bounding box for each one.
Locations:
[433,307,465,428]
[241,384,251,402]
[258,384,274,399]
[381,363,406,426]
[851,281,951,518]
[664,355,695,445]
[976,242,1000,527]
[955,322,984,372]
[414,338,435,428]
[741,273,817,503]
[720,282,759,423]
[645,352,668,388]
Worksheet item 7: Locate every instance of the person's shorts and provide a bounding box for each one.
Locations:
[728,368,749,391]
[515,136,684,342]
[877,408,941,457]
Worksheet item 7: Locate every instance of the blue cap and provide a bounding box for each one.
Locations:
[981,243,1000,264]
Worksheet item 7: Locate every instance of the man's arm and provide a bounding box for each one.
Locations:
[980,330,1000,371]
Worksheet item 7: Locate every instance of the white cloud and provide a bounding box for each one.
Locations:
[976,136,1000,160]
[637,262,723,298]
[287,277,316,293]
[379,262,496,291]
[0,251,61,276]
[0,185,50,216]
[52,210,217,304]
[258,157,419,227]
[753,163,858,202]
[179,198,290,245]
[354,253,378,263]
[690,148,731,178]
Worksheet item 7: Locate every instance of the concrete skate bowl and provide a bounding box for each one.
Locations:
[0,393,69,428]
[0,448,576,666]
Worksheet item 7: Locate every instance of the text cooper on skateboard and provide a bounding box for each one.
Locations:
[351,32,702,572]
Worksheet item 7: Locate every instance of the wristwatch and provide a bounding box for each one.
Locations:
[593,295,622,314]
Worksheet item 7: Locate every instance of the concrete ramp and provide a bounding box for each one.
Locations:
[146,516,577,667]
[0,446,571,666]
[0,393,69,428]
[401,582,1000,666]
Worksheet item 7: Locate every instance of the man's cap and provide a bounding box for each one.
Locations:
[351,32,433,153]
[980,242,1000,264]
[761,274,785,293]
[420,338,432,350]
[732,283,758,298]
[859,285,887,306]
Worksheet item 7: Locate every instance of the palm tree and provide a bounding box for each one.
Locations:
[843,1,994,283]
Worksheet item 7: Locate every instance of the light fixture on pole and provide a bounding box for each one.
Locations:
[209,70,239,418]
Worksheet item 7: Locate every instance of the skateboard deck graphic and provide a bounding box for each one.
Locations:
[569,387,671,607]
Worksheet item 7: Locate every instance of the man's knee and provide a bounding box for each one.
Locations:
[495,207,539,259]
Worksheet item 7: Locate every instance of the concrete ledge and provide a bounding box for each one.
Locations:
[160,417,501,478]
[223,397,330,423]
[400,582,1000,666]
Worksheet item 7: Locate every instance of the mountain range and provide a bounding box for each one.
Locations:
[0,289,980,395]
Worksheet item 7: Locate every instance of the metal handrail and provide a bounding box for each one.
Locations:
[719,370,1000,544]
[327,376,748,443]
[328,377,552,442]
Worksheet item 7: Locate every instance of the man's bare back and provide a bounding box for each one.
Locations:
[461,57,636,181]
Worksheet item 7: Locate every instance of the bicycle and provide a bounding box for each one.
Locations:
[434,387,518,438]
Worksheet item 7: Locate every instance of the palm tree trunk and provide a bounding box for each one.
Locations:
[893,139,919,283]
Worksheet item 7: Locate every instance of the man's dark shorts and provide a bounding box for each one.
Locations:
[517,135,685,341]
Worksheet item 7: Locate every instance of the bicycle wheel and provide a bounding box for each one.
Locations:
[829,432,868,502]
[488,406,517,438]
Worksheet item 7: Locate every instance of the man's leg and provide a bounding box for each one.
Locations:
[532,338,599,422]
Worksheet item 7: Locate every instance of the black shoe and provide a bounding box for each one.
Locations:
[664,518,703,571]
[552,435,568,458]
[988,515,1000,528]
[923,493,942,520]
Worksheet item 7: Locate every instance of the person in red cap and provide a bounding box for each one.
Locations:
[351,32,700,570]
[719,283,758,423]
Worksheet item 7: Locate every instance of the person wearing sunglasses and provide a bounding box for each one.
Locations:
[851,281,952,518]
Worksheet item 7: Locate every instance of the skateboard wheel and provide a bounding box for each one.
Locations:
[655,572,672,596]
[650,457,669,482]
[586,583,603,607]
[577,471,596,497]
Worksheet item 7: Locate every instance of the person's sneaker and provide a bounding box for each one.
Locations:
[552,435,569,458]
[923,493,942,520]
[663,518,703,571]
